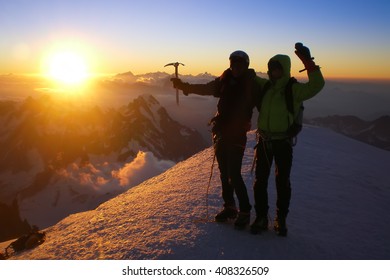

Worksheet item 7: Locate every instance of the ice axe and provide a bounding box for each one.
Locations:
[164,62,184,105]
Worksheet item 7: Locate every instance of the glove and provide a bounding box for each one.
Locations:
[170,78,190,95]
[171,77,183,89]
[295,42,318,72]
[295,42,313,61]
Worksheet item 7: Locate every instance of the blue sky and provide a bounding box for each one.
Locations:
[1,0,389,79]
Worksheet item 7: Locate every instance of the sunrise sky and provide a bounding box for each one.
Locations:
[1,0,389,80]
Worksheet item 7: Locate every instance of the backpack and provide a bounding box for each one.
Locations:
[259,77,303,144]
[1,226,46,259]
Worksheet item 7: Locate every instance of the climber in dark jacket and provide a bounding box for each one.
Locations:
[171,50,262,229]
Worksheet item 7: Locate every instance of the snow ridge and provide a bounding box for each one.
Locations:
[7,127,390,260]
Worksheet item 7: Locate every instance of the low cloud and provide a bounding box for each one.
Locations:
[113,151,175,187]
[56,151,175,196]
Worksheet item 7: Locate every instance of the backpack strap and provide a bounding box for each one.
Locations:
[256,81,271,112]
[257,78,297,114]
[284,77,298,115]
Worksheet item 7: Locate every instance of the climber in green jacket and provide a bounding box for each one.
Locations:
[251,43,325,236]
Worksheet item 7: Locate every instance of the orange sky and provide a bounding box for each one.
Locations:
[1,1,389,81]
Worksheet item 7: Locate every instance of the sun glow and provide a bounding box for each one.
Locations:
[43,50,89,86]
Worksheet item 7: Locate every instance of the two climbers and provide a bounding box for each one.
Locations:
[171,43,325,236]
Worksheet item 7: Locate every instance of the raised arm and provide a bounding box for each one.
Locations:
[171,78,218,96]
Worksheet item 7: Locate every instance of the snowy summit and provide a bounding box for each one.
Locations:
[3,127,390,260]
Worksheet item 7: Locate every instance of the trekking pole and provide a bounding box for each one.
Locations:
[205,152,216,221]
[193,148,215,223]
[251,130,260,175]
[250,147,257,175]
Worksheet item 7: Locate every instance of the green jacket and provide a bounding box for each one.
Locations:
[256,54,325,139]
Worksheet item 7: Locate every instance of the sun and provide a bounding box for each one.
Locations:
[44,51,89,86]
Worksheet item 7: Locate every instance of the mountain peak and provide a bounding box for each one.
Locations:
[308,114,390,150]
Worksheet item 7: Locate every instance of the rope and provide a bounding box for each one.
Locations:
[251,131,273,174]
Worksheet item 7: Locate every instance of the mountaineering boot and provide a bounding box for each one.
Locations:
[274,215,288,237]
[234,211,250,230]
[250,215,269,234]
[215,207,238,222]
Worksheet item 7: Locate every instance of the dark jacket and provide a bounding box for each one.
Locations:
[183,68,261,142]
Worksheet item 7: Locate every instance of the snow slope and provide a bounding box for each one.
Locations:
[4,126,390,260]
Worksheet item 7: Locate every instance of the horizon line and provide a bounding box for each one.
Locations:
[1,72,390,83]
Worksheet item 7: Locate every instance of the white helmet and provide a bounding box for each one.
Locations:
[229,50,250,66]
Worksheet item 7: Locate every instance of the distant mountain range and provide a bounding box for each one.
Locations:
[0,94,207,242]
[107,71,217,87]
[307,115,390,151]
